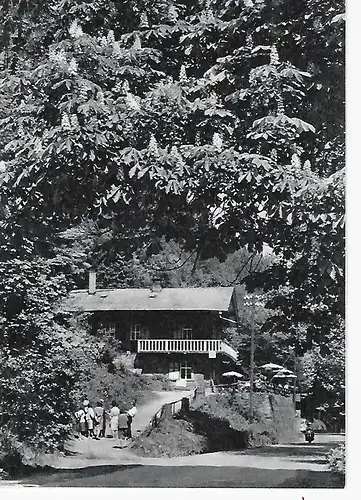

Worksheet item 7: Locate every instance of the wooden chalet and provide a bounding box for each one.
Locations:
[65,272,239,387]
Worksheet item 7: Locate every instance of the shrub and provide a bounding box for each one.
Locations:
[310,418,327,432]
[70,334,173,412]
[132,390,297,457]
[267,394,298,443]
[327,444,346,476]
[71,362,157,412]
[131,417,208,457]
[0,430,41,476]
[195,391,297,446]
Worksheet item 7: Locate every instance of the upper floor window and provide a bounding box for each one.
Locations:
[130,323,141,340]
[181,326,192,340]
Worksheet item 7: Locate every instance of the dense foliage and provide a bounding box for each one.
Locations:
[0,0,344,453]
[327,443,346,476]
[0,258,75,451]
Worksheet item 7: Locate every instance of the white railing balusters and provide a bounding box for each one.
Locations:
[137,338,237,361]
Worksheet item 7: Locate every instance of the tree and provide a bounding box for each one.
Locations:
[0,258,76,451]
[297,319,345,427]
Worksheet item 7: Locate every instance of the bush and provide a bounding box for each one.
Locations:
[267,394,298,443]
[310,418,327,432]
[143,373,173,391]
[131,390,297,457]
[0,431,23,473]
[70,335,173,413]
[195,392,297,447]
[72,363,159,412]
[327,444,346,477]
[131,417,208,457]
[0,430,41,476]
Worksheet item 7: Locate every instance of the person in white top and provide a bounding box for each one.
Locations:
[75,408,86,436]
[126,400,137,438]
[84,402,96,438]
[109,400,120,439]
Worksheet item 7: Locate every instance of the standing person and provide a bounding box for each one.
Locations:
[84,401,96,438]
[75,407,87,437]
[109,400,120,439]
[94,401,104,439]
[99,399,106,437]
[126,400,137,439]
[300,418,307,434]
[118,411,128,440]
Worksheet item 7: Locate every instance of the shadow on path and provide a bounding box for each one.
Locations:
[18,465,344,488]
[230,441,340,459]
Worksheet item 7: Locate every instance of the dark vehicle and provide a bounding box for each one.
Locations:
[304,427,315,443]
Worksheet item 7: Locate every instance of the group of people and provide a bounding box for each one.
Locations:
[74,398,137,440]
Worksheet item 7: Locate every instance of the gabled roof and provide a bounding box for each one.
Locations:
[64,287,235,313]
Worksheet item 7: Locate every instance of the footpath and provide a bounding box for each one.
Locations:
[42,390,192,469]
[44,432,344,473]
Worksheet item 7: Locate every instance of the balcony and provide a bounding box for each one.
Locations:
[137,339,238,362]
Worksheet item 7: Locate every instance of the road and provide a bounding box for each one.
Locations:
[2,433,345,488]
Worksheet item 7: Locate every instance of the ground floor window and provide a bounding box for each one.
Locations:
[169,360,179,372]
[99,322,116,336]
[180,360,192,380]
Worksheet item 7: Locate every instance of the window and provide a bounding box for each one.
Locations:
[130,324,141,340]
[99,322,116,336]
[169,361,179,372]
[181,326,192,340]
[180,361,192,380]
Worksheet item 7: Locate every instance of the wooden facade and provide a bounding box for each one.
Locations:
[65,282,239,386]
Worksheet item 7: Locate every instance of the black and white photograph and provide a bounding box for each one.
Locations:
[0,0,348,492]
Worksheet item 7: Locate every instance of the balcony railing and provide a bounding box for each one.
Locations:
[137,339,238,362]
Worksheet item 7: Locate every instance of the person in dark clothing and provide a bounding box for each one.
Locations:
[97,399,106,437]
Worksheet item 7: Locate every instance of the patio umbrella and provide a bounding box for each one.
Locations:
[272,371,297,379]
[271,368,294,375]
[222,371,244,379]
[259,363,285,371]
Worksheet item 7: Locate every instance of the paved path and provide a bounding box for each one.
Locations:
[41,390,192,468]
[131,390,192,435]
